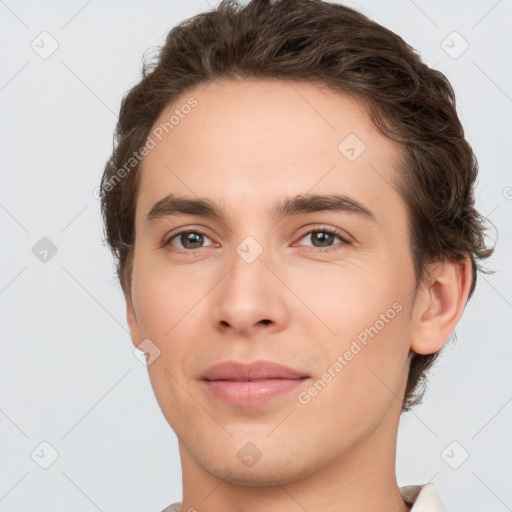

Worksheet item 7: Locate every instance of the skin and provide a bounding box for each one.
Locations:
[125,78,472,512]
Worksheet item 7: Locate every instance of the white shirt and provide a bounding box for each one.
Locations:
[160,481,447,511]
[400,482,448,511]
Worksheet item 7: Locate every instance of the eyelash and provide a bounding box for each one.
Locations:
[160,225,351,254]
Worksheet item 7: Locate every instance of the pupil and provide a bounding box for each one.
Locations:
[183,232,203,249]
[314,231,332,247]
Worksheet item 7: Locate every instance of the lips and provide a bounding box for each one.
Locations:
[200,360,309,407]
[201,360,308,381]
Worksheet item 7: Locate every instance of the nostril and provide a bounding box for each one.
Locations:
[260,319,271,325]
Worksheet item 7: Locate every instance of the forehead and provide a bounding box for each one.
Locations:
[135,78,403,225]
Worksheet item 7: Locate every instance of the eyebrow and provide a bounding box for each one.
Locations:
[145,193,377,226]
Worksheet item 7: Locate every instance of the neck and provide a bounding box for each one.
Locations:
[177,399,411,512]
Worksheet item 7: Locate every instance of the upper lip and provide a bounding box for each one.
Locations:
[200,360,308,381]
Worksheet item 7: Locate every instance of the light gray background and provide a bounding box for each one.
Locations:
[1,1,511,511]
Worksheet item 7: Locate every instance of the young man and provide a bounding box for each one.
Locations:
[100,0,494,510]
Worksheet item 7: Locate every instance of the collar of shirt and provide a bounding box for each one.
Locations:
[401,482,448,511]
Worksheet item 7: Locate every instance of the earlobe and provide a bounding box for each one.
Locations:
[126,296,142,349]
[410,257,472,355]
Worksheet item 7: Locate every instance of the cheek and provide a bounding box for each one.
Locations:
[298,308,410,438]
[281,258,398,338]
[131,265,206,425]
[131,261,217,399]
[131,258,206,339]
[322,272,411,394]
[292,262,411,410]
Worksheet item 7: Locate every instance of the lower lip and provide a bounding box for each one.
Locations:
[201,378,309,407]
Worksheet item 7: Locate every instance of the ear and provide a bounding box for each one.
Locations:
[410,256,472,355]
[126,295,143,350]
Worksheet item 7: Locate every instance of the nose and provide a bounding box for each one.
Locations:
[210,246,289,337]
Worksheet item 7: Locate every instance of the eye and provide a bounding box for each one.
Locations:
[161,226,351,254]
[161,229,215,251]
[295,226,351,253]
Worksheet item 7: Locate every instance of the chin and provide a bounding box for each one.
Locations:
[214,469,284,487]
[197,448,314,488]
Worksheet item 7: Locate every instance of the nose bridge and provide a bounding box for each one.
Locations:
[235,233,267,267]
[227,210,273,277]
[228,232,272,302]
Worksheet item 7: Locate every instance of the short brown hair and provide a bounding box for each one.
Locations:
[100,0,495,412]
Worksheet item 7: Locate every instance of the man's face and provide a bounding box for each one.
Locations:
[127,79,417,485]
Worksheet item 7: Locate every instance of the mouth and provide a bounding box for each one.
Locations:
[200,360,310,407]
